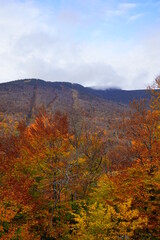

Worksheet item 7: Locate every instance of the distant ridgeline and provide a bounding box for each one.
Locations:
[0,78,152,103]
[0,78,153,122]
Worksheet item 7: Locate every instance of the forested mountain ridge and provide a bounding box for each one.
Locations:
[0,78,151,119]
[0,79,126,127]
[0,78,151,105]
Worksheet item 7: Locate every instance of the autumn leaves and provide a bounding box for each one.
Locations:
[0,79,159,239]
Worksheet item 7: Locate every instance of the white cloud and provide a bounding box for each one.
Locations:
[119,3,138,11]
[0,0,159,90]
[129,13,145,21]
[105,9,125,18]
[105,2,138,18]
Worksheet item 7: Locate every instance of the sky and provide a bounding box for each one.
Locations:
[0,0,160,89]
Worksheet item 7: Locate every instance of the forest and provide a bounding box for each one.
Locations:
[0,78,159,240]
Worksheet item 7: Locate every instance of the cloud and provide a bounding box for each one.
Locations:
[20,59,124,89]
[0,0,159,90]
[58,9,80,26]
[119,3,138,11]
[105,2,138,18]
[105,9,124,18]
[129,13,145,21]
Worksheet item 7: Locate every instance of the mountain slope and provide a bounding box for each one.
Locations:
[0,79,151,125]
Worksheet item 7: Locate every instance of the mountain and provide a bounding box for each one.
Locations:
[0,79,151,125]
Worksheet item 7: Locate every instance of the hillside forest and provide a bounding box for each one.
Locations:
[0,78,160,240]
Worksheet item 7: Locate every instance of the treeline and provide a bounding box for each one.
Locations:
[0,79,160,239]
